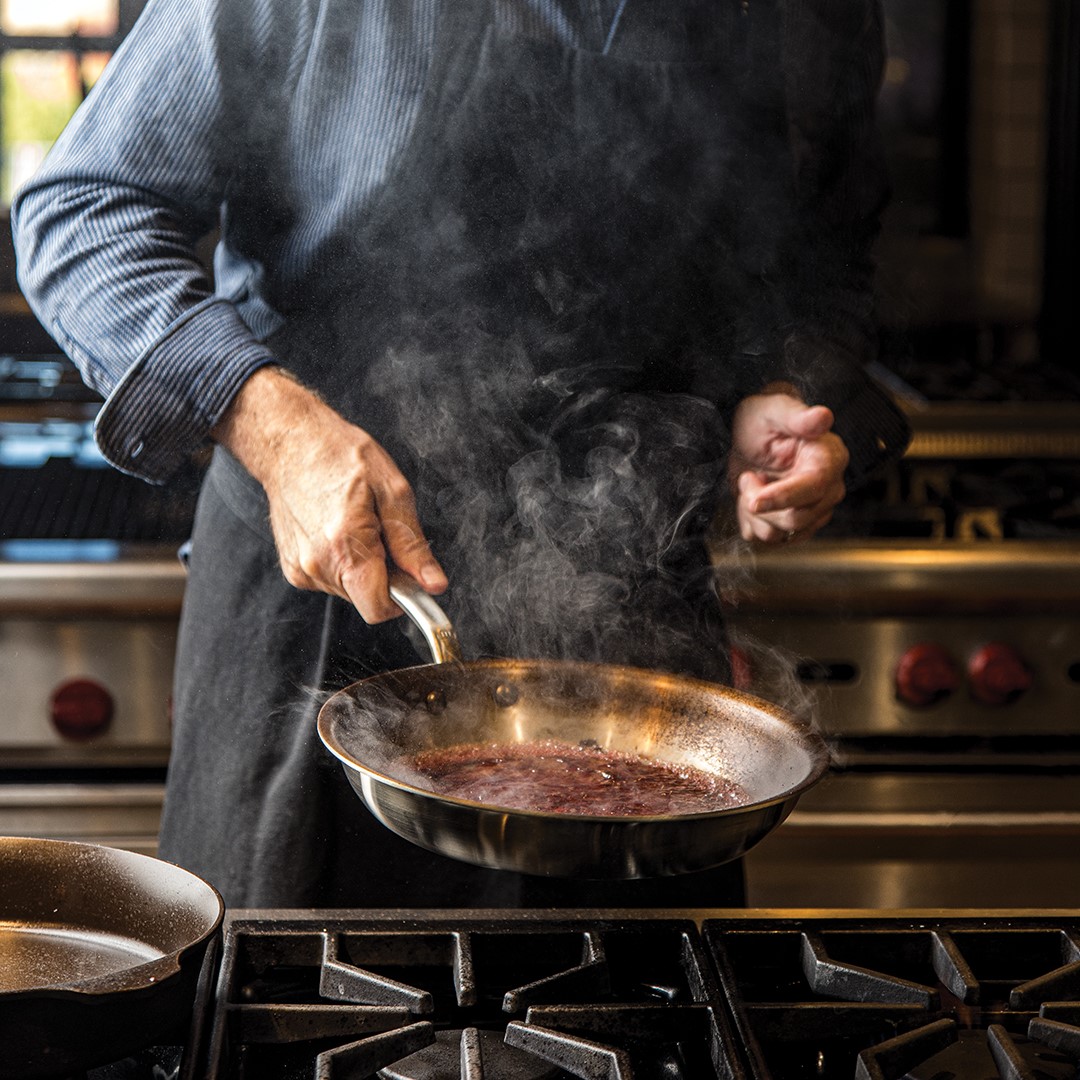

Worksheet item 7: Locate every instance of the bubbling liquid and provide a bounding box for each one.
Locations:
[407,739,750,816]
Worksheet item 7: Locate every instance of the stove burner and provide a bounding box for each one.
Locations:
[706,918,1080,1080]
[855,1023,1079,1080]
[81,1047,183,1080]
[201,916,739,1080]
[193,914,1080,1080]
[377,1028,558,1080]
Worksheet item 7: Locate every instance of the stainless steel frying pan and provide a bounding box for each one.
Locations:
[317,574,829,878]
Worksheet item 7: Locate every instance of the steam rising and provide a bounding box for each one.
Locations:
[366,335,733,682]
[280,2,880,724]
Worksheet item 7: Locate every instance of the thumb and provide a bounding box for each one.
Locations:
[383,517,448,594]
[780,402,834,441]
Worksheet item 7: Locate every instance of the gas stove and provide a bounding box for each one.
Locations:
[70,909,1080,1080]
[197,911,736,1080]
[707,913,1080,1080]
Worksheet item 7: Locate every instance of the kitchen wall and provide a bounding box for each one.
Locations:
[969,0,1050,324]
[875,0,1076,381]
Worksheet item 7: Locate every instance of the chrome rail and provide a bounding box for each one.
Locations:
[710,538,1080,613]
[0,554,186,616]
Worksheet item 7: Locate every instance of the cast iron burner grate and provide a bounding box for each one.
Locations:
[197,913,743,1080]
[0,421,199,543]
[704,916,1080,1080]
[187,913,1080,1079]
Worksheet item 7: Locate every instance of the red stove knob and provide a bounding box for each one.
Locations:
[967,643,1033,706]
[50,678,114,740]
[895,643,959,707]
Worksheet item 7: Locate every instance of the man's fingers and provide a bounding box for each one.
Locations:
[787,403,834,439]
[380,514,448,595]
[340,557,400,624]
[736,471,768,541]
[760,396,834,436]
[330,498,446,622]
[749,470,840,515]
[743,502,836,545]
[737,465,843,543]
[734,395,837,473]
[276,504,401,622]
[332,449,444,617]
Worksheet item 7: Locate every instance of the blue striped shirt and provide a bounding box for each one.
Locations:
[11,0,903,484]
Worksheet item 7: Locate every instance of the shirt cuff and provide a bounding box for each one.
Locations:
[780,333,912,488]
[93,297,275,483]
[829,376,912,487]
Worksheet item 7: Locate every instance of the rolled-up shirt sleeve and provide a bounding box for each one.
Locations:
[10,0,279,482]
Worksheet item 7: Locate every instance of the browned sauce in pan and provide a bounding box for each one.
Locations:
[408,739,750,816]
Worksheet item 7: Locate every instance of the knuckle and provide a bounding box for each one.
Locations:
[384,474,416,505]
[280,559,309,590]
[341,574,395,625]
[297,552,325,584]
[385,517,426,551]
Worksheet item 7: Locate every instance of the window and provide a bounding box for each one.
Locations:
[0,0,142,205]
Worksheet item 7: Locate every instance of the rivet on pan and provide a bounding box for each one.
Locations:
[425,690,447,714]
[492,683,519,708]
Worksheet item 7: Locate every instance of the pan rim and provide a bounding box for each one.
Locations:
[0,837,224,999]
[318,657,832,823]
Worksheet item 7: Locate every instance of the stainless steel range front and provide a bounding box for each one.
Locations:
[0,556,186,852]
[0,353,197,852]
[714,396,1080,910]
[5,352,1080,904]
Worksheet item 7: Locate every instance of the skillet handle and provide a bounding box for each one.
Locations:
[388,570,465,664]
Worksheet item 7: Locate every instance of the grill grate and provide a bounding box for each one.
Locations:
[198,915,744,1080]
[0,460,199,543]
[705,916,1080,1079]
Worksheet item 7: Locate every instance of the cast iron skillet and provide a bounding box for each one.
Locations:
[318,574,829,878]
[0,836,223,1078]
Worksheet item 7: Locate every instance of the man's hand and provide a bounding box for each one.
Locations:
[728,388,849,544]
[212,366,447,622]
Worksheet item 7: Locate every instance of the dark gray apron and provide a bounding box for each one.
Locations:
[161,0,793,907]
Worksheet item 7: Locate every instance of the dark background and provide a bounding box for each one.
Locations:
[0,0,1076,399]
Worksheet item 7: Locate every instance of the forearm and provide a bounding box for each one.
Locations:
[13,181,273,482]
[13,182,217,396]
[211,366,336,489]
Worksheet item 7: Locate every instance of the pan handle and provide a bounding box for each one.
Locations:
[389,571,465,664]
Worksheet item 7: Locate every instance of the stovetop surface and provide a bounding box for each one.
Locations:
[109,909,1078,1080]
